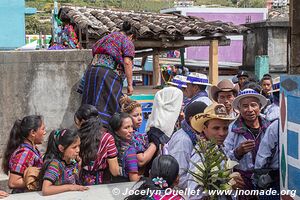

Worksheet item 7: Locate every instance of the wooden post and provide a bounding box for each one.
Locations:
[209,39,219,85]
[290,0,300,74]
[78,28,82,48]
[141,56,147,70]
[153,53,161,86]
[180,48,185,66]
[85,27,89,48]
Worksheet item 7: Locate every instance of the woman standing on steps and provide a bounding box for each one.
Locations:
[80,21,137,127]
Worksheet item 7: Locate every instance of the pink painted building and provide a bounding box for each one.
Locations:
[161,7,268,64]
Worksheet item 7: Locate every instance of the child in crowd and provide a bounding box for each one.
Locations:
[2,115,45,193]
[40,129,88,196]
[75,104,120,185]
[74,104,100,128]
[109,113,140,182]
[119,96,157,167]
[260,74,273,102]
[125,155,184,200]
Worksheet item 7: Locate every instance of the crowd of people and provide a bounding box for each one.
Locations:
[0,69,280,199]
[0,21,281,199]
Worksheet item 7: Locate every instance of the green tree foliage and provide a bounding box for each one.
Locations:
[195,0,234,7]
[25,15,52,34]
[237,0,266,8]
[121,0,172,12]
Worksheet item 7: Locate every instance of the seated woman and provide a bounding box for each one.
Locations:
[109,113,140,182]
[74,104,120,185]
[125,155,184,200]
[2,115,45,193]
[119,96,156,168]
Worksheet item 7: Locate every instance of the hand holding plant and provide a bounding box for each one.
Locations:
[188,139,241,199]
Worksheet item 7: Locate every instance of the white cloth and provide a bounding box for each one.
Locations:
[192,95,212,106]
[146,87,183,138]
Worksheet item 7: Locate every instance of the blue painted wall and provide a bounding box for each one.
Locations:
[280,75,300,199]
[0,0,36,50]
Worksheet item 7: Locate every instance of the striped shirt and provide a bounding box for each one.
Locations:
[44,159,79,185]
[124,146,139,175]
[115,136,138,178]
[9,143,43,176]
[81,132,118,185]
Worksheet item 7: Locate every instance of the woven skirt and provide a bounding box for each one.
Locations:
[81,66,123,126]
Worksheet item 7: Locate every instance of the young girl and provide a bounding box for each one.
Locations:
[125,155,184,200]
[40,129,88,196]
[120,96,156,167]
[2,115,45,193]
[109,113,140,182]
[75,104,120,185]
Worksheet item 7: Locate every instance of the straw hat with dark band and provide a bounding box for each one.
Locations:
[191,103,235,133]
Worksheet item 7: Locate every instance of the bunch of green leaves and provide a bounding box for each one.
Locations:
[188,139,238,198]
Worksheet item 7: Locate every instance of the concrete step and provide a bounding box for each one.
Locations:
[0,173,9,193]
[5,182,136,200]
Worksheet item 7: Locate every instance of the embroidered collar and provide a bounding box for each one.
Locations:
[181,120,197,146]
[232,115,270,135]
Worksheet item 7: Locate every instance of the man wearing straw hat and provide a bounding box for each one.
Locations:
[187,102,244,200]
[210,79,239,118]
[224,88,271,197]
[183,72,212,109]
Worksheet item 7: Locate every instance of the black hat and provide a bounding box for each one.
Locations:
[185,101,208,122]
[237,71,249,78]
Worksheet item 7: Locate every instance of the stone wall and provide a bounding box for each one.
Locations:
[243,21,289,72]
[0,50,93,161]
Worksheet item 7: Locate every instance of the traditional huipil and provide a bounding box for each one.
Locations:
[9,142,43,193]
[81,32,135,126]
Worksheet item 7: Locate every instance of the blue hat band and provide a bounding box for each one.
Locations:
[177,84,185,88]
[173,79,186,86]
[238,90,259,96]
[187,76,209,84]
